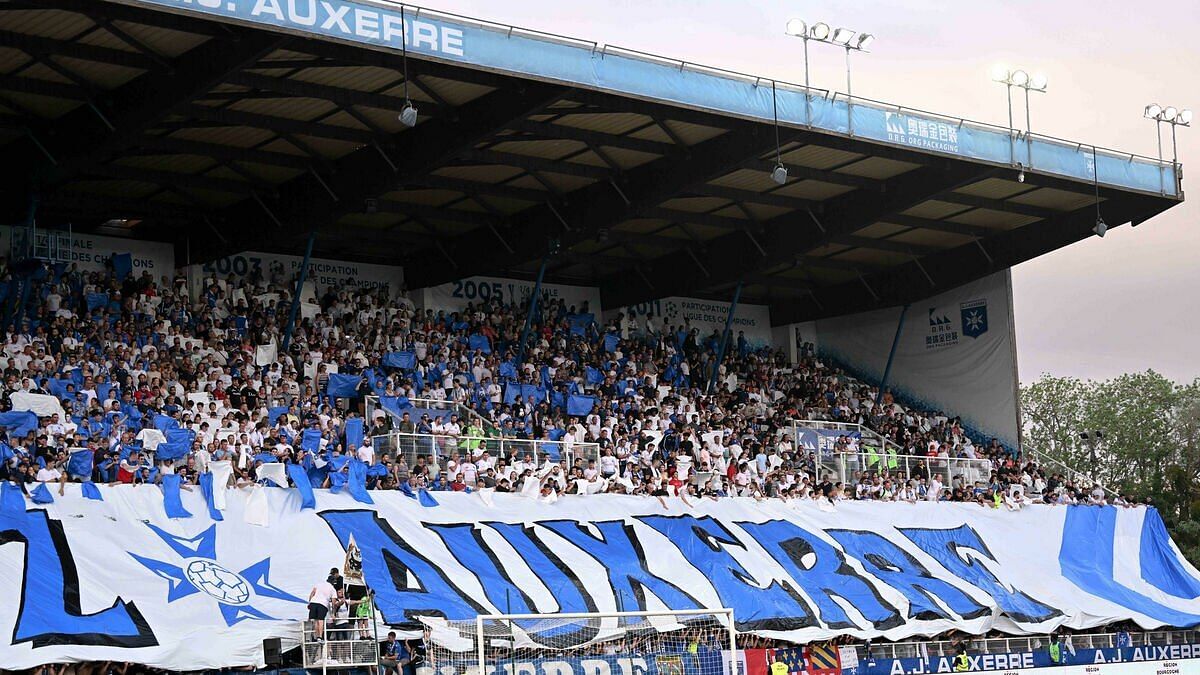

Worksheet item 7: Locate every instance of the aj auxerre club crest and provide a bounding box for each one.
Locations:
[130,523,305,626]
[960,299,988,339]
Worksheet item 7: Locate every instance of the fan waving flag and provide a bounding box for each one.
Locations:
[67,449,93,479]
[567,394,597,416]
[326,373,362,399]
[382,351,416,370]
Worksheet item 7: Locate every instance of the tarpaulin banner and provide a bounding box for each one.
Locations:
[1,489,1199,671]
[814,270,1021,450]
[845,644,1200,675]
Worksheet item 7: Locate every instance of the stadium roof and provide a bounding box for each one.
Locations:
[0,0,1183,324]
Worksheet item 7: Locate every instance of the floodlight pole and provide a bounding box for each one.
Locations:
[1156,119,1165,194]
[1024,87,1033,169]
[1005,82,1015,166]
[845,46,854,136]
[802,38,811,126]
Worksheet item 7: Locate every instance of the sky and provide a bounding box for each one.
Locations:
[412,0,1200,384]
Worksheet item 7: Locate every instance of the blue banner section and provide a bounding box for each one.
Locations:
[849,644,1200,675]
[123,0,1176,197]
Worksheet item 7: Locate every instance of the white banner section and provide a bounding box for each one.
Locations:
[417,275,601,315]
[607,297,774,347]
[187,251,404,299]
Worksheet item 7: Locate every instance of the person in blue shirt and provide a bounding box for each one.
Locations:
[379,630,407,675]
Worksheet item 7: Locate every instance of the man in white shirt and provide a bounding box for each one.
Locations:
[927,474,944,501]
[307,576,338,640]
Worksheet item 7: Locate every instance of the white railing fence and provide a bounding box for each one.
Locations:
[370,431,601,475]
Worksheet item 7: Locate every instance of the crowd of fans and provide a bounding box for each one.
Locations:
[0,258,1134,511]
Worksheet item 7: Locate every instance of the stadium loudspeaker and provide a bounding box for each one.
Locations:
[263,637,283,666]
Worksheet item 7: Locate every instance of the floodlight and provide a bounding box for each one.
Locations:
[785,19,807,37]
[855,33,875,50]
[1030,73,1048,91]
[399,102,418,128]
[832,27,854,45]
[1163,106,1178,121]
[1017,169,1025,183]
[1010,70,1029,86]
[1093,217,1107,238]
[991,64,1010,82]
[771,163,788,185]
[810,22,831,40]
[1145,103,1163,119]
[1181,109,1194,125]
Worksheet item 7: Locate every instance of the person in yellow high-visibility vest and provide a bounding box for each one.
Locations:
[953,646,970,672]
[865,445,880,469]
[769,656,789,675]
[886,447,898,470]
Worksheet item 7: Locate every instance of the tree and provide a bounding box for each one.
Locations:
[1020,371,1200,563]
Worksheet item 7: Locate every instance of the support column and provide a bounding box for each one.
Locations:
[282,229,316,351]
[875,304,909,406]
[707,281,743,393]
[515,255,549,367]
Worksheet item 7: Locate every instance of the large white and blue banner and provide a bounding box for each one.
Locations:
[3,483,1200,670]
[814,270,1021,449]
[417,275,602,315]
[606,297,774,348]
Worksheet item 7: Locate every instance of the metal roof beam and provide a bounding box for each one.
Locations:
[177,103,377,145]
[744,158,882,189]
[0,30,160,70]
[937,191,1057,219]
[402,175,551,203]
[456,148,611,180]
[644,207,756,231]
[506,119,674,156]
[828,234,939,256]
[881,213,992,238]
[0,74,88,100]
[226,71,445,115]
[81,163,258,195]
[687,183,819,211]
[601,158,993,308]
[129,135,311,171]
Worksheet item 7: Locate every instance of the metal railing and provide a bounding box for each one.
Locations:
[301,616,380,670]
[854,629,1200,661]
[371,431,601,474]
[790,419,903,454]
[366,395,499,435]
[817,450,993,489]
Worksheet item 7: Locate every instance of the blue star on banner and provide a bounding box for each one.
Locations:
[128,523,305,626]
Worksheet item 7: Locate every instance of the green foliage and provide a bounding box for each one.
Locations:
[1021,371,1200,564]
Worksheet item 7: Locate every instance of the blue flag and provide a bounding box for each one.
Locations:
[344,418,364,450]
[161,474,191,518]
[380,396,411,418]
[81,482,103,501]
[153,414,179,433]
[383,351,416,370]
[199,472,223,521]
[498,361,517,380]
[604,333,619,353]
[567,394,597,416]
[586,366,605,385]
[155,441,189,462]
[347,459,373,505]
[286,463,316,510]
[301,429,322,453]
[418,488,439,508]
[31,483,53,504]
[0,411,38,439]
[268,406,289,425]
[111,253,133,280]
[1,481,25,513]
[86,292,108,312]
[468,334,492,354]
[326,373,362,399]
[67,450,93,478]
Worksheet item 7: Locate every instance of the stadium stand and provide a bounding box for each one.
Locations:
[0,263,1125,510]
